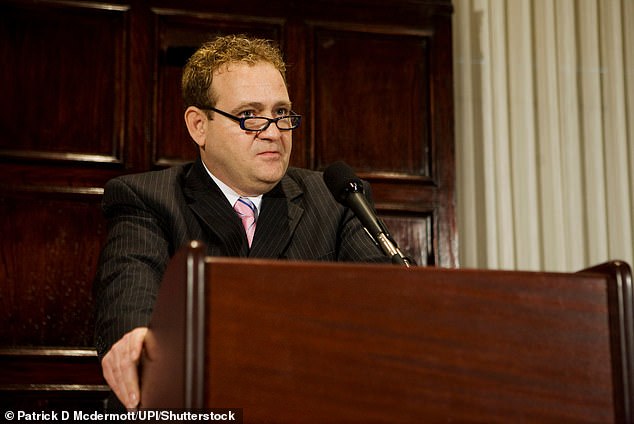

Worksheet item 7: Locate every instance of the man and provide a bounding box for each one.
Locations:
[93,34,387,410]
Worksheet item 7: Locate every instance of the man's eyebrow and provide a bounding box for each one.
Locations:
[275,101,293,109]
[230,101,293,114]
[230,102,263,113]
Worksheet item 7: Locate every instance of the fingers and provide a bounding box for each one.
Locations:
[101,327,149,409]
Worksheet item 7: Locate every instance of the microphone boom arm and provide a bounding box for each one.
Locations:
[345,184,413,267]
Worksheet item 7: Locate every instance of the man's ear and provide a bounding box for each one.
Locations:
[184,106,209,147]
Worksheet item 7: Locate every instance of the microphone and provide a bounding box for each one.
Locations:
[323,161,413,267]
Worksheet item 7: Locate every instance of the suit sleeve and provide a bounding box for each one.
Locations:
[93,178,171,359]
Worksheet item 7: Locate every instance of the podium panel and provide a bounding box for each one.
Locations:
[141,243,633,423]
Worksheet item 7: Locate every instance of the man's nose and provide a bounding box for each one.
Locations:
[256,120,283,140]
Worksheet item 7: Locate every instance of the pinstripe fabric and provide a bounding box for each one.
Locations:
[93,158,387,358]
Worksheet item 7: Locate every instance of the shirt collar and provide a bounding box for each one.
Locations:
[200,160,263,211]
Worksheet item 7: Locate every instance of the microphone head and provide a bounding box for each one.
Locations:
[323,161,364,203]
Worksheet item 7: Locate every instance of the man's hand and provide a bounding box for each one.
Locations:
[101,327,148,408]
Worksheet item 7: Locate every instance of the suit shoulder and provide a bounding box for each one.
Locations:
[284,166,324,187]
[106,163,191,191]
[107,163,191,188]
[103,163,193,207]
[281,167,339,207]
[283,166,375,203]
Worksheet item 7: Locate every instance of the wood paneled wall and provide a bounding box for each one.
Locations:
[0,0,455,408]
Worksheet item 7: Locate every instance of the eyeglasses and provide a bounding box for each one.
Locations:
[199,106,302,131]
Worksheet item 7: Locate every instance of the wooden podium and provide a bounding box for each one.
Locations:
[140,242,633,423]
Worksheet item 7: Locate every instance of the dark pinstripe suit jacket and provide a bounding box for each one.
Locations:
[93,158,387,357]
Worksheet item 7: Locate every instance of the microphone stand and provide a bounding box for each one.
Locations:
[376,231,413,267]
[344,181,414,268]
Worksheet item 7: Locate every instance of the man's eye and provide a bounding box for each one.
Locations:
[239,110,256,118]
[275,108,290,116]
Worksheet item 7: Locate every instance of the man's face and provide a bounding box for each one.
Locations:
[199,61,292,196]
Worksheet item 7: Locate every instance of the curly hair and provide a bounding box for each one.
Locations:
[182,34,287,109]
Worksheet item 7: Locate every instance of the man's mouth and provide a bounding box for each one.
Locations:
[257,151,281,157]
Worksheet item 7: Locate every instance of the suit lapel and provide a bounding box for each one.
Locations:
[183,160,249,257]
[249,176,304,259]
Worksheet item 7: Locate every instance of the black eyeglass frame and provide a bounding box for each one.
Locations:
[199,106,302,131]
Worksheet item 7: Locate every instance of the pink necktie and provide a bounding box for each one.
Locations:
[234,197,257,247]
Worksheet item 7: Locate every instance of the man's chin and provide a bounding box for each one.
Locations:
[248,167,287,193]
